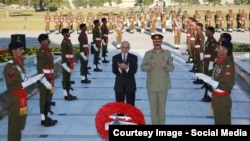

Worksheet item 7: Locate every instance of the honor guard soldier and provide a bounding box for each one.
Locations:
[108,12,115,33]
[101,18,109,63]
[149,11,157,35]
[87,12,94,34]
[118,12,126,32]
[78,24,91,84]
[173,16,182,49]
[226,10,234,32]
[45,11,51,34]
[115,21,123,49]
[215,10,223,32]
[139,11,147,33]
[61,28,77,101]
[75,12,83,34]
[59,12,64,32]
[236,9,241,31]
[161,12,167,33]
[193,10,201,23]
[240,10,247,32]
[204,10,212,29]
[196,40,235,125]
[37,34,58,126]
[128,11,136,33]
[193,23,205,84]
[201,26,217,102]
[4,42,44,141]
[185,18,193,63]
[188,18,197,68]
[92,20,103,72]
[54,11,60,34]
[181,11,189,32]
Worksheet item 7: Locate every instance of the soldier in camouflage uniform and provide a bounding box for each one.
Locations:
[36,34,58,126]
[61,28,77,101]
[78,24,91,84]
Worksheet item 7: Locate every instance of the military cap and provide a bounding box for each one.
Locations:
[218,40,232,52]
[151,34,164,41]
[8,41,24,53]
[61,28,69,35]
[38,34,49,43]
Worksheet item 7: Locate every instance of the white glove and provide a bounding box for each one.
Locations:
[200,53,204,60]
[195,73,219,89]
[40,77,52,89]
[93,44,98,51]
[80,52,87,61]
[61,63,71,73]
[208,61,214,70]
[102,39,106,46]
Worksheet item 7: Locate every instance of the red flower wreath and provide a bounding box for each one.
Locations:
[95,102,145,139]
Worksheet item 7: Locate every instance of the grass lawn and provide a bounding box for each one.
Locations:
[0,5,249,30]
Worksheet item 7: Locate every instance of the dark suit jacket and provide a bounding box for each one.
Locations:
[112,53,138,93]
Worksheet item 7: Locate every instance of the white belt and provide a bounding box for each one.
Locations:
[204,54,211,58]
[187,34,191,36]
[83,44,89,47]
[104,34,108,37]
[66,54,74,58]
[195,45,200,48]
[190,37,195,41]
[43,69,54,74]
[96,38,101,41]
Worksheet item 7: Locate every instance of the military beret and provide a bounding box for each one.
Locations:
[38,34,48,42]
[151,34,164,41]
[61,28,69,35]
[8,41,24,51]
[218,40,233,52]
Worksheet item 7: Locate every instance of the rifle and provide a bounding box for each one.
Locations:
[45,100,56,115]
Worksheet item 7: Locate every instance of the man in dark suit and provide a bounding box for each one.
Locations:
[112,41,138,106]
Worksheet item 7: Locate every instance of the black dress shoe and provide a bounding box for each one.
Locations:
[193,79,204,84]
[87,67,91,69]
[41,117,57,127]
[201,96,211,102]
[94,68,102,72]
[102,60,109,63]
[64,94,77,101]
[81,79,91,84]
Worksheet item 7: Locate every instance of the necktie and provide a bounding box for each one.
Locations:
[123,54,126,63]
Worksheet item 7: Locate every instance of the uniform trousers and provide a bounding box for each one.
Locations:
[147,90,168,125]
[212,94,232,125]
[7,93,27,141]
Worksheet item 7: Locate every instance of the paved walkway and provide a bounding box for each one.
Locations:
[0,28,249,141]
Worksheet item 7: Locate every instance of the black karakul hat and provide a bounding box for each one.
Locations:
[38,34,49,42]
[8,41,24,51]
[61,28,69,35]
[151,34,164,41]
[218,40,233,52]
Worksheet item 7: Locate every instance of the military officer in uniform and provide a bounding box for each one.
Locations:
[78,24,91,84]
[201,26,217,102]
[61,28,77,101]
[101,18,109,63]
[204,10,212,29]
[181,11,189,32]
[92,20,102,72]
[196,40,235,125]
[36,34,58,126]
[54,11,60,34]
[236,9,241,31]
[141,34,175,124]
[4,42,43,141]
[240,10,247,32]
[226,10,234,32]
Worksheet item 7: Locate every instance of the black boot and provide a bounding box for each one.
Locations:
[81,75,91,84]
[201,83,212,102]
[94,64,102,72]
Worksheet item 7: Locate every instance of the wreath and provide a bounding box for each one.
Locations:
[95,102,145,139]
